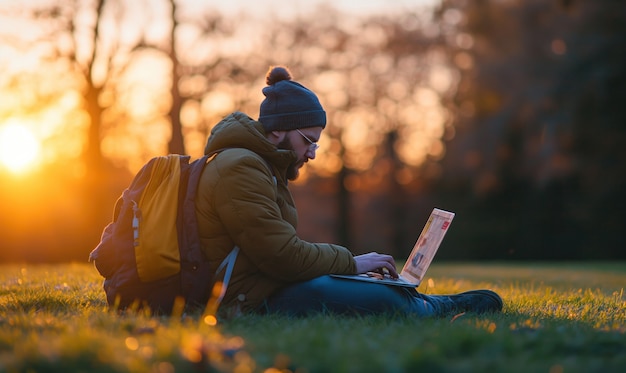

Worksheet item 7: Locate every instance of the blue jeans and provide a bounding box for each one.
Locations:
[260,275,447,317]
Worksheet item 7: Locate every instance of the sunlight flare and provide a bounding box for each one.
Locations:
[0,122,41,174]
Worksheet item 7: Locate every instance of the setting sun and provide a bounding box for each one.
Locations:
[0,122,41,174]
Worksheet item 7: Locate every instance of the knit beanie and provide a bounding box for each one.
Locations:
[259,66,326,131]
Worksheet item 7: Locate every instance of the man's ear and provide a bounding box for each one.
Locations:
[267,130,287,145]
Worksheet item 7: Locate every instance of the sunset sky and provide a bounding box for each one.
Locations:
[0,0,448,176]
[204,0,436,17]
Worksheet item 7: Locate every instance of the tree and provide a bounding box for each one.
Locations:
[152,0,266,157]
[0,0,169,261]
[435,0,626,259]
[166,0,185,155]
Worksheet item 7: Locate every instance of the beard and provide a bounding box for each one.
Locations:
[277,136,302,181]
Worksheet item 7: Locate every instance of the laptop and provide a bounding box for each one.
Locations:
[331,208,455,288]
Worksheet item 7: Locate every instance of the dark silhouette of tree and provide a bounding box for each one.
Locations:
[81,0,106,172]
[154,1,263,156]
[435,0,626,259]
[0,0,172,261]
[167,0,185,155]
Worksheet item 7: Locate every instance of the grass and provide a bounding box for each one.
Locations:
[0,262,624,373]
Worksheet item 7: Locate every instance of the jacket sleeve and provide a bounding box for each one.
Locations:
[213,152,356,281]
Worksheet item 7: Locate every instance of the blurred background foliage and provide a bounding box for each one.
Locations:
[0,0,624,262]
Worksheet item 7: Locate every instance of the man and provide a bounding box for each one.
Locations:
[195,66,503,317]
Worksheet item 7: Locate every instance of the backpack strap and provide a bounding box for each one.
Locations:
[202,148,274,310]
[213,246,240,307]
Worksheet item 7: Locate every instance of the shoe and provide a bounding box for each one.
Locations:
[445,290,503,314]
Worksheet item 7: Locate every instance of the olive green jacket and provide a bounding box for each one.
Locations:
[196,112,356,312]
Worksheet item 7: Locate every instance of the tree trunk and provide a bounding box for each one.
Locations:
[167,0,185,155]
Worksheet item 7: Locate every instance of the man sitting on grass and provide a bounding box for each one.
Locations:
[196,65,503,317]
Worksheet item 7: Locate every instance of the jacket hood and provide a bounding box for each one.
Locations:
[204,111,297,174]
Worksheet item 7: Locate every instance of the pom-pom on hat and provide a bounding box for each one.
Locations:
[259,66,326,132]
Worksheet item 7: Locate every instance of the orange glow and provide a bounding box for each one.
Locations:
[204,315,218,326]
[0,121,41,175]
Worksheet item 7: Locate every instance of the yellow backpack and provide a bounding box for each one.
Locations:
[89,151,238,314]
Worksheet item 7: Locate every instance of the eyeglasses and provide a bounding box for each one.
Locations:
[296,129,320,151]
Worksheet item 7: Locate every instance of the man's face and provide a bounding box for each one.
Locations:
[277,126,322,180]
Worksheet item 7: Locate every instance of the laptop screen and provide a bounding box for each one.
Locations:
[400,208,455,285]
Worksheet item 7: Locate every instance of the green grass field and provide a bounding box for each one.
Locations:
[1,262,624,373]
